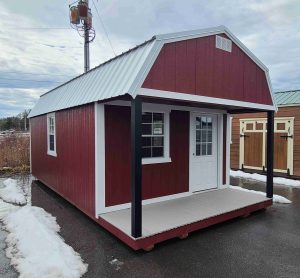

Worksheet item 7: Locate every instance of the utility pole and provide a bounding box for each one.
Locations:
[70,0,95,73]
[84,0,90,73]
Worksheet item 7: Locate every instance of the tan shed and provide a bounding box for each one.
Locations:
[231,90,300,178]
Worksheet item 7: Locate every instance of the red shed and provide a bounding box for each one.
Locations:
[29,26,276,250]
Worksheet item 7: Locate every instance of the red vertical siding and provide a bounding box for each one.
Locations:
[105,105,189,207]
[143,34,272,106]
[31,104,95,216]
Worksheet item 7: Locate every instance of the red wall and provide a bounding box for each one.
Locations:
[105,105,189,206]
[143,34,272,105]
[31,104,95,217]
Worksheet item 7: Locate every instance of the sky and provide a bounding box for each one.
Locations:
[0,0,299,117]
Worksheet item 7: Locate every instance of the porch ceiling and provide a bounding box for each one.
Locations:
[100,188,270,239]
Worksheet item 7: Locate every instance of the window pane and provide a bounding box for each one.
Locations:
[142,124,152,135]
[152,147,163,157]
[201,117,207,129]
[142,137,151,148]
[201,143,207,155]
[201,130,207,143]
[207,117,212,129]
[196,130,200,142]
[142,147,151,158]
[153,123,163,135]
[207,130,212,142]
[142,112,152,123]
[207,143,212,155]
[153,113,163,124]
[152,136,163,147]
[196,144,200,156]
[196,117,201,129]
[49,135,55,151]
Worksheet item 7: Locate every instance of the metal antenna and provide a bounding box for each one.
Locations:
[69,0,96,73]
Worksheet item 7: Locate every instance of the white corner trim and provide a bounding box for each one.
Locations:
[95,102,105,217]
[142,157,172,165]
[218,114,224,189]
[137,88,276,111]
[226,114,231,186]
[29,120,32,173]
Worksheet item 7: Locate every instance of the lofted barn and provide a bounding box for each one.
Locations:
[29,26,276,250]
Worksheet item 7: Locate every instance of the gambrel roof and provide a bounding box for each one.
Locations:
[29,26,275,118]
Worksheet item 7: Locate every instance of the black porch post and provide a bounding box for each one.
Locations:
[266,111,274,198]
[131,96,142,238]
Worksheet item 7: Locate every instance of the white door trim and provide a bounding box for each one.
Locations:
[189,112,222,192]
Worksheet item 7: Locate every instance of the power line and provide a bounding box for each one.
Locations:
[92,0,117,56]
[7,27,70,30]
[0,71,74,78]
[0,77,62,83]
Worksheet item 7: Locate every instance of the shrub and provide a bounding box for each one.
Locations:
[0,134,30,169]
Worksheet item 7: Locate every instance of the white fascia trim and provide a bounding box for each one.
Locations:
[129,40,164,98]
[138,88,276,111]
[95,102,106,217]
[105,100,226,114]
[265,71,277,111]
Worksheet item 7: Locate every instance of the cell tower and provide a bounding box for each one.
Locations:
[69,0,96,73]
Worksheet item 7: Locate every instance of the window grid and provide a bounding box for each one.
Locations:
[47,115,56,154]
[196,116,213,156]
[142,112,164,158]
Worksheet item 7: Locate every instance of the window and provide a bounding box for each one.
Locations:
[196,116,213,156]
[142,112,164,158]
[141,110,171,164]
[47,113,56,156]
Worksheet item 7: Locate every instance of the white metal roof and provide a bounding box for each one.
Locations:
[29,26,275,118]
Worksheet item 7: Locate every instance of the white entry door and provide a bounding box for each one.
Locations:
[190,113,218,192]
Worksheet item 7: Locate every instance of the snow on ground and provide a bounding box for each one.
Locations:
[230,170,300,187]
[0,178,26,205]
[109,258,124,271]
[230,186,292,204]
[1,205,88,278]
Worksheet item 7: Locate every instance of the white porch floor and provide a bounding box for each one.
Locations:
[100,188,270,238]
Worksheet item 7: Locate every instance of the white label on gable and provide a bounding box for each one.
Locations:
[215,35,232,53]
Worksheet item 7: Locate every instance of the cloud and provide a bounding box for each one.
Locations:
[0,88,44,117]
[0,0,299,117]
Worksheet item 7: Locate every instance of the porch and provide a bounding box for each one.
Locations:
[99,187,272,250]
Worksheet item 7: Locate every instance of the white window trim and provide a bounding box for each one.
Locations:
[142,106,171,165]
[47,113,57,157]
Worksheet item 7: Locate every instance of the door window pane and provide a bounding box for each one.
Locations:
[195,116,213,156]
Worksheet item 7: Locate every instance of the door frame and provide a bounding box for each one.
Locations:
[189,112,223,192]
[239,117,294,174]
